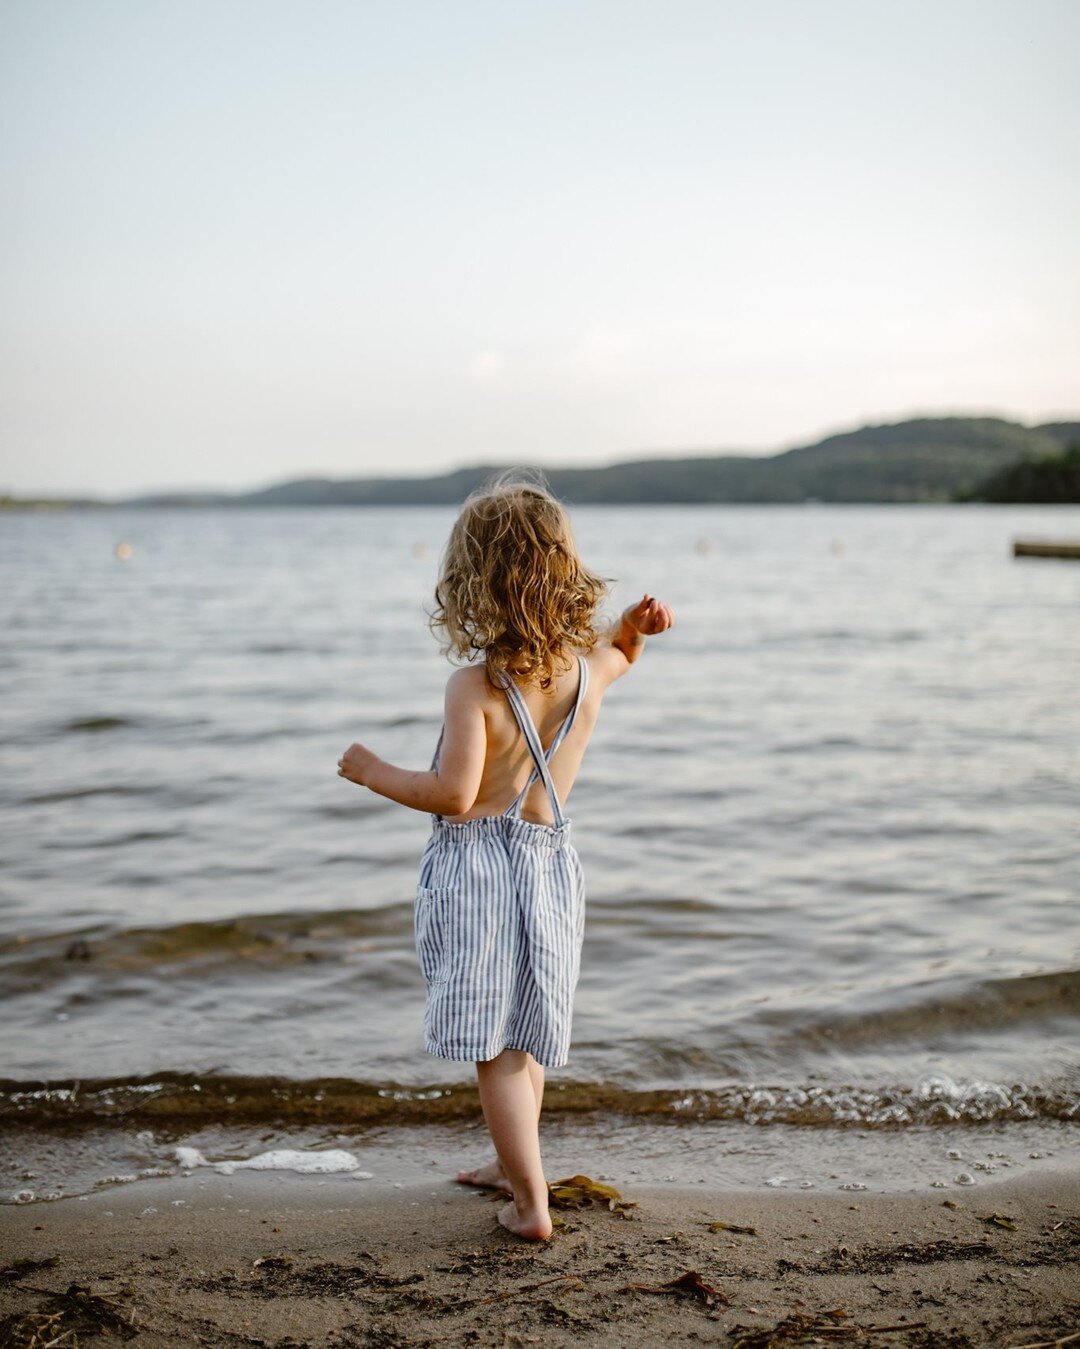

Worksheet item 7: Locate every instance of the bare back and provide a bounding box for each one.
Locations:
[442,646,623,826]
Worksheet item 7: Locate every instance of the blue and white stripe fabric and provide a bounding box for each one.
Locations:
[414,655,589,1068]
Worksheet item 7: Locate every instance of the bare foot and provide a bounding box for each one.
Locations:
[455,1159,513,1193]
[496,1200,553,1242]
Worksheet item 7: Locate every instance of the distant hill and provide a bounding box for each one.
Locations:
[5,414,1076,509]
[216,416,1073,506]
[118,490,237,507]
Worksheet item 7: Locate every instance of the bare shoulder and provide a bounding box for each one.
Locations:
[445,663,500,710]
[583,640,630,692]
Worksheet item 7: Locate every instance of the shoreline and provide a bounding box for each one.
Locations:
[4,1115,1077,1208]
[2,1165,1076,1345]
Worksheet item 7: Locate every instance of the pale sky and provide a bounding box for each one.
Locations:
[1,0,1078,497]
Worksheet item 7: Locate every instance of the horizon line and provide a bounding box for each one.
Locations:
[5,406,1078,503]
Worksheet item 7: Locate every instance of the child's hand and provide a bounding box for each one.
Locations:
[337,741,379,786]
[624,594,675,636]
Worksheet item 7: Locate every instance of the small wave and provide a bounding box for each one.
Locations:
[25,784,152,805]
[24,783,222,806]
[770,735,862,754]
[0,908,403,992]
[763,968,1080,1051]
[51,828,187,851]
[0,1069,1075,1131]
[63,715,132,733]
[18,715,212,746]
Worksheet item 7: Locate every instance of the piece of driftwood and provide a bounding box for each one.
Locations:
[1013,540,1080,560]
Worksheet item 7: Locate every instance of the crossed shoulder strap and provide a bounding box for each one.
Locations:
[428,655,589,826]
[497,654,588,827]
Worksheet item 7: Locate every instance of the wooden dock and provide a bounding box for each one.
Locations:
[1013,539,1080,560]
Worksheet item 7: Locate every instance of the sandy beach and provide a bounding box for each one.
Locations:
[1,1166,1077,1346]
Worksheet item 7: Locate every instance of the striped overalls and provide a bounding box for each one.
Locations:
[414,655,589,1068]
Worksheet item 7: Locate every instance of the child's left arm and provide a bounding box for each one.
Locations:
[336,668,486,816]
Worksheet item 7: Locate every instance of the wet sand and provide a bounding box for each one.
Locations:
[1,1167,1077,1346]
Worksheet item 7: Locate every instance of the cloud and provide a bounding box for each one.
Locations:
[467,350,507,382]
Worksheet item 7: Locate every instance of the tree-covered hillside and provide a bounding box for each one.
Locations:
[759,417,1064,503]
[226,417,1069,506]
[9,414,1075,509]
[960,441,1080,503]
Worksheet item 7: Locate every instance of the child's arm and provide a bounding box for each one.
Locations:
[603,594,675,676]
[337,668,486,815]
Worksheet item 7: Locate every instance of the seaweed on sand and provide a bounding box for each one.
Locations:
[616,1269,729,1309]
[0,1281,139,1345]
[728,1309,929,1346]
[546,1174,637,1215]
[0,1257,61,1285]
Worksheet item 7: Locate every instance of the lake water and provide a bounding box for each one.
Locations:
[2,504,1078,1200]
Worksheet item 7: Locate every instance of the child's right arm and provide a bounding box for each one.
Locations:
[336,667,487,815]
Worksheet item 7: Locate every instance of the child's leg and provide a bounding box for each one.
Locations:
[475,1048,552,1240]
[526,1054,544,1118]
[456,1052,544,1189]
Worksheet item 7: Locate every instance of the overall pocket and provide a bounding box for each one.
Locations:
[414,886,454,986]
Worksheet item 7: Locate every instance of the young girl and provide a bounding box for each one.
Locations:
[336,475,674,1241]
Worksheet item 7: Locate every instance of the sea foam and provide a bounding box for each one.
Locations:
[175,1146,370,1176]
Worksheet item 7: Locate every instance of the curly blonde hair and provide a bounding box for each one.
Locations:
[429,471,610,690]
